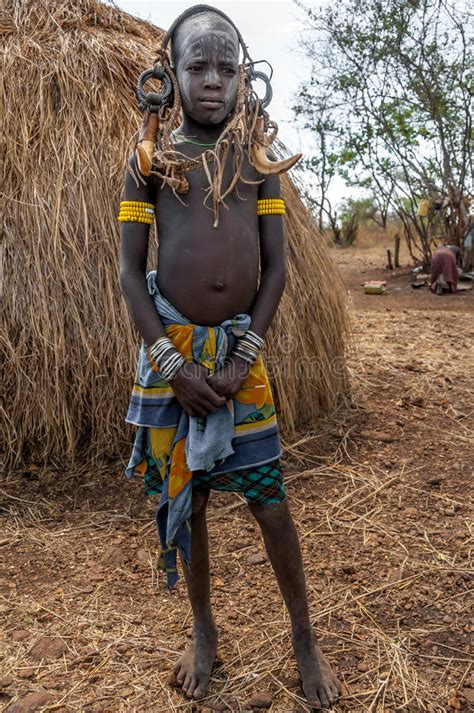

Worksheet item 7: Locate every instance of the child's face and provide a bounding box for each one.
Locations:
[175,23,239,127]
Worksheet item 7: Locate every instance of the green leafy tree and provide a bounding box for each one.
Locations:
[294,0,473,265]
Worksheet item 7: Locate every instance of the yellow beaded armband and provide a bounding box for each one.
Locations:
[257,198,286,216]
[118,200,155,224]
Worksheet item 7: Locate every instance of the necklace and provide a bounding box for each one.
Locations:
[172,131,217,148]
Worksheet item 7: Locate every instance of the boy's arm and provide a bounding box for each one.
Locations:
[119,163,225,417]
[248,172,286,337]
[208,173,286,397]
[119,164,166,346]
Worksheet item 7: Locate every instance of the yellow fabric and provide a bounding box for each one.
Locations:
[144,322,275,503]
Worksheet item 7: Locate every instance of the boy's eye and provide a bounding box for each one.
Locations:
[188,65,203,72]
[223,68,236,76]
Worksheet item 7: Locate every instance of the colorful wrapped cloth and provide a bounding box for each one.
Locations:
[125,272,283,587]
[430,247,458,293]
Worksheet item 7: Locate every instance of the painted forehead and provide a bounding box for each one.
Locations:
[173,14,240,64]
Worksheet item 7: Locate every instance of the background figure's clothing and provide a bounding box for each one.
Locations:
[430,248,458,293]
[125,273,282,587]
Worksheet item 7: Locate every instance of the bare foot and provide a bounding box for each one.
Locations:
[173,622,218,700]
[292,631,341,709]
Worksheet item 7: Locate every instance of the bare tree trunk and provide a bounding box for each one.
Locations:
[394,233,401,268]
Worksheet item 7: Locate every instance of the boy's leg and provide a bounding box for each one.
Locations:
[174,487,218,700]
[249,498,341,709]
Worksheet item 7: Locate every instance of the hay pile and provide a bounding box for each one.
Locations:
[1,0,350,467]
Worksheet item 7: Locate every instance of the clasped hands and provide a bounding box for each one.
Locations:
[171,356,251,418]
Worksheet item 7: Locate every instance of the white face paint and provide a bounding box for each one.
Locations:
[175,21,240,127]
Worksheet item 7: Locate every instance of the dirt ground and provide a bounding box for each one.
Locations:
[1,233,473,712]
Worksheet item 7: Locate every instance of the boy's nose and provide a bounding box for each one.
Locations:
[203,70,222,89]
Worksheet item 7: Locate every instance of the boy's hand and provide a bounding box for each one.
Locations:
[171,362,226,417]
[207,356,252,400]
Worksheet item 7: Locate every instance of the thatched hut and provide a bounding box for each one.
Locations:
[1,0,350,467]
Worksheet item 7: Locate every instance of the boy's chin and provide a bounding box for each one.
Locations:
[186,108,235,127]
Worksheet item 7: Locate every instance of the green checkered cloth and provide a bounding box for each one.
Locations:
[144,458,285,505]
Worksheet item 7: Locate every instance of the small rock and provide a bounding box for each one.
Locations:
[4,691,53,713]
[247,552,268,565]
[244,692,273,709]
[445,508,455,517]
[166,671,179,687]
[11,630,29,642]
[31,636,67,660]
[18,668,35,679]
[427,476,442,486]
[453,503,462,512]
[210,703,228,712]
[77,584,94,594]
[359,430,396,443]
[136,549,150,563]
[462,688,474,704]
[0,676,14,688]
[116,643,130,655]
[411,396,424,407]
[101,546,126,566]
[443,615,453,624]
[357,662,369,672]
[120,687,134,697]
[341,563,355,575]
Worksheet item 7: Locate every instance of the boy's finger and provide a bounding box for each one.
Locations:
[205,387,227,408]
[198,396,224,414]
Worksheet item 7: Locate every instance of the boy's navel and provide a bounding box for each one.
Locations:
[213,281,226,291]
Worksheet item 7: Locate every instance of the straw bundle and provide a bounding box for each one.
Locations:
[1,0,350,466]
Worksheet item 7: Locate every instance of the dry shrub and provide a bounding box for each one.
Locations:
[1,0,350,466]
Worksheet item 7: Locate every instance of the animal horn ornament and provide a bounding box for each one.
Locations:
[134,63,173,177]
[246,64,302,175]
[250,116,302,175]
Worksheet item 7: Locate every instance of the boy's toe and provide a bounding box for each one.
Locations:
[194,683,209,700]
[329,681,339,699]
[186,675,198,697]
[318,689,330,708]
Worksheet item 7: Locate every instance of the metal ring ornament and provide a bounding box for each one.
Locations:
[137,64,173,113]
[246,67,273,111]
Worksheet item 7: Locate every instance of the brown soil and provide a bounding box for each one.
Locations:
[1,234,473,712]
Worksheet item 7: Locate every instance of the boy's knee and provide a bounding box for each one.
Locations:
[249,498,289,527]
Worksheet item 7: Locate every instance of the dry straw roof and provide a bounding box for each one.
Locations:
[2,0,350,466]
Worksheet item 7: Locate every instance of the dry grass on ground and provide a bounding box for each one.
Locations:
[1,241,473,712]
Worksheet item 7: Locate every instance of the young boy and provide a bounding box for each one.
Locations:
[119,6,340,709]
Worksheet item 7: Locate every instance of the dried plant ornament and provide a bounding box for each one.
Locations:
[131,4,302,227]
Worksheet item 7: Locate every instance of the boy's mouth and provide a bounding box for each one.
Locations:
[199,98,225,110]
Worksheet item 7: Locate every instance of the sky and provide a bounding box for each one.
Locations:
[114,0,350,208]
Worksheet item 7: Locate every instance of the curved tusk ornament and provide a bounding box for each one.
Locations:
[250,117,302,175]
